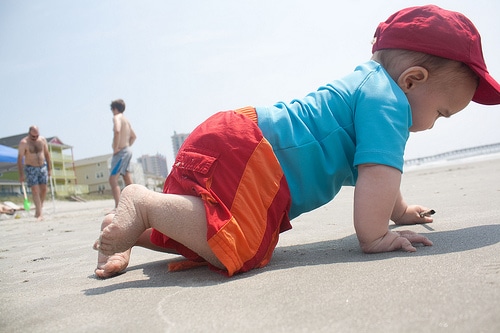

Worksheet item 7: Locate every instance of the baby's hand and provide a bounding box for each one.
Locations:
[361,230,433,253]
[393,205,434,225]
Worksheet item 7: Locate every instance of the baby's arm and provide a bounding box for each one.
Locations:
[353,164,433,253]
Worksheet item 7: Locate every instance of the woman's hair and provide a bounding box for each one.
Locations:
[373,49,478,86]
[110,99,126,113]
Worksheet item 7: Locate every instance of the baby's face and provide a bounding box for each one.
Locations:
[407,76,477,132]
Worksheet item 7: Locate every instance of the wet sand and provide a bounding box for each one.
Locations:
[1,156,499,332]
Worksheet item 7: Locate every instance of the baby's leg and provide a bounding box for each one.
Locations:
[95,185,151,256]
[96,184,224,270]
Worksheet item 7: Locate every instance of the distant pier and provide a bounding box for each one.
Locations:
[404,142,500,167]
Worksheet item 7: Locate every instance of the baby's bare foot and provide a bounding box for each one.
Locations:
[93,214,130,278]
[94,248,131,279]
[94,185,152,256]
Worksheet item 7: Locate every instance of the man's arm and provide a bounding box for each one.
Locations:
[17,140,26,182]
[42,138,51,176]
[353,164,432,253]
[112,115,121,154]
[129,126,136,146]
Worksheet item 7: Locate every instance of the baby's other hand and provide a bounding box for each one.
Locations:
[362,230,433,253]
[393,205,434,225]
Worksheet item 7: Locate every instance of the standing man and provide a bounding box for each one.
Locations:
[17,125,51,220]
[109,99,137,208]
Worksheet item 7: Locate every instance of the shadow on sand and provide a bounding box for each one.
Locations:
[83,224,500,295]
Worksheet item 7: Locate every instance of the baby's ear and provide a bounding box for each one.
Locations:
[397,66,429,92]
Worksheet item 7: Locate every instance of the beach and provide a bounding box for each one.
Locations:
[1,155,499,332]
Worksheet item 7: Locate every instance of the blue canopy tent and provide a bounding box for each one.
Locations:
[0,144,20,198]
[0,144,18,171]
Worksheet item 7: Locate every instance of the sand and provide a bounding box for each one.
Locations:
[0,156,499,332]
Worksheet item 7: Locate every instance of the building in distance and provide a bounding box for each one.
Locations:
[171,131,190,157]
[137,153,168,178]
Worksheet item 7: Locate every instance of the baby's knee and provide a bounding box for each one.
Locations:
[121,184,147,198]
[101,214,114,230]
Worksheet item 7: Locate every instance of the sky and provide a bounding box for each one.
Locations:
[1,0,499,168]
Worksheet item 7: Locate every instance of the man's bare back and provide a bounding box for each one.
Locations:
[109,99,137,208]
[112,113,135,154]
